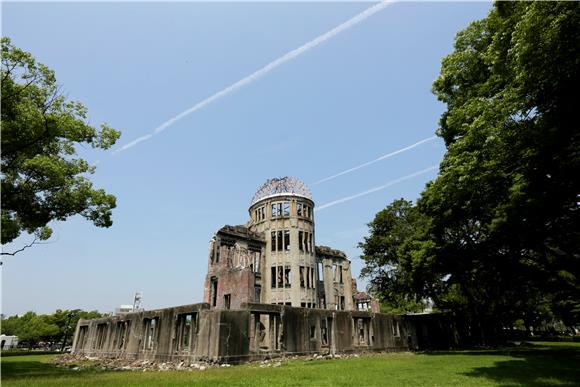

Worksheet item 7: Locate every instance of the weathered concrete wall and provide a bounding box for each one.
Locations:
[72,302,443,364]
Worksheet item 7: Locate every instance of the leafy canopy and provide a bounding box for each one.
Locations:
[1,309,104,347]
[1,37,121,250]
[360,2,580,334]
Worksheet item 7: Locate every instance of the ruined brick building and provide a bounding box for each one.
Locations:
[204,177,364,312]
[71,177,455,363]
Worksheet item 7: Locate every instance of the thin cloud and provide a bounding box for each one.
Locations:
[316,165,438,211]
[113,0,395,154]
[313,136,437,185]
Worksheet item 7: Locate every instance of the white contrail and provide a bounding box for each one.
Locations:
[313,135,436,185]
[112,1,395,155]
[315,165,438,211]
[114,134,153,153]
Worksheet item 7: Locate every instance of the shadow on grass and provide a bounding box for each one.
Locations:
[1,357,104,381]
[426,342,580,387]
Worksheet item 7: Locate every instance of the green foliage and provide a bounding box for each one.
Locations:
[1,309,105,347]
[426,1,580,328]
[359,199,431,313]
[1,37,121,248]
[361,2,580,337]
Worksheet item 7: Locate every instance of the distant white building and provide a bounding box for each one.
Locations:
[114,305,134,316]
[1,335,19,349]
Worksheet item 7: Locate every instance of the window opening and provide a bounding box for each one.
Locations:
[393,320,400,337]
[271,232,276,252]
[284,230,290,251]
[277,231,283,251]
[211,277,218,307]
[284,266,291,288]
[254,286,261,302]
[321,318,328,345]
[277,266,284,288]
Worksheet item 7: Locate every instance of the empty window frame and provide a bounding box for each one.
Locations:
[321,318,329,346]
[277,230,283,252]
[215,244,220,263]
[355,318,372,346]
[284,266,291,288]
[95,323,108,350]
[271,202,289,219]
[114,321,130,350]
[254,285,261,302]
[304,205,311,219]
[297,203,303,217]
[283,230,290,251]
[277,266,284,288]
[271,267,276,288]
[300,266,305,288]
[210,277,218,307]
[317,262,323,281]
[224,294,231,310]
[175,313,196,352]
[143,317,159,350]
[392,320,400,337]
[77,326,89,350]
[298,231,304,251]
[254,206,265,221]
[271,232,276,252]
[272,230,290,252]
[339,265,343,284]
[272,265,291,288]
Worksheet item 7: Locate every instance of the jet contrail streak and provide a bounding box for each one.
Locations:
[313,135,436,185]
[112,1,395,154]
[315,165,438,211]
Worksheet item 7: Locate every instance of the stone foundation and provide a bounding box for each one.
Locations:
[72,302,427,364]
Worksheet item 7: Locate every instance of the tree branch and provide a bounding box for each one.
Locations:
[1,237,38,258]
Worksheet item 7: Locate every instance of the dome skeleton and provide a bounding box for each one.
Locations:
[250,176,312,205]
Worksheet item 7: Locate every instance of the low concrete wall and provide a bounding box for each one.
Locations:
[72,302,445,363]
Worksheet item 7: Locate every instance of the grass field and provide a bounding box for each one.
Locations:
[2,342,579,386]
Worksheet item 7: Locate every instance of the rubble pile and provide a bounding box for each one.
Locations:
[52,354,215,372]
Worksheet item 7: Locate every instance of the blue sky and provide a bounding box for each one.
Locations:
[1,1,491,316]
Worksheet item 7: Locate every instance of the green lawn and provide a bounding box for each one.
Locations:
[2,342,579,386]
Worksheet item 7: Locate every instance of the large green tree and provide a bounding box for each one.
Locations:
[361,2,580,339]
[1,309,104,349]
[359,199,432,314]
[1,38,121,254]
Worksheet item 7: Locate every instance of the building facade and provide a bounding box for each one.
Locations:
[203,177,354,311]
[72,177,452,364]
